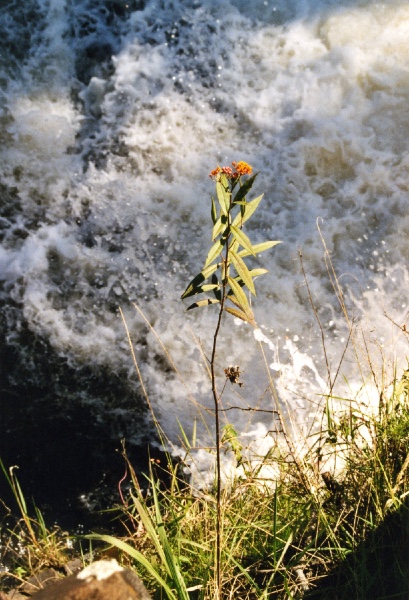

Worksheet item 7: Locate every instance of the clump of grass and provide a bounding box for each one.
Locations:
[0,459,72,590]
[305,369,409,599]
[4,362,408,598]
[85,362,409,599]
[2,333,409,598]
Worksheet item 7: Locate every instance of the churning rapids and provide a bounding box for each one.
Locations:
[1,0,409,522]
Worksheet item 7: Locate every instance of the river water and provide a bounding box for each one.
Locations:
[1,0,409,516]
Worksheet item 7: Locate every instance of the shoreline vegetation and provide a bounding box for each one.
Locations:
[2,350,409,599]
[1,166,409,598]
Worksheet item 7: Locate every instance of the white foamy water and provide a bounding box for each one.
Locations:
[1,0,409,454]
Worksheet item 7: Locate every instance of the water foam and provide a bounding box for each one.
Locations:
[1,0,408,454]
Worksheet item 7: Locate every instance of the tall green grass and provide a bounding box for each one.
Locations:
[82,359,409,598]
[0,459,71,587]
[2,329,409,598]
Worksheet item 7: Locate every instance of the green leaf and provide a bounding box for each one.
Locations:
[181,263,219,299]
[224,306,256,326]
[232,172,258,203]
[222,423,243,463]
[230,250,256,295]
[183,283,220,299]
[212,213,228,241]
[149,477,190,600]
[232,268,268,287]
[210,273,222,301]
[216,174,231,215]
[226,294,256,325]
[227,276,252,316]
[84,534,179,600]
[231,225,256,256]
[248,267,269,278]
[201,284,220,292]
[204,237,225,267]
[238,240,281,258]
[226,291,245,307]
[187,298,221,310]
[230,177,239,193]
[232,194,264,228]
[229,238,239,254]
[211,196,217,224]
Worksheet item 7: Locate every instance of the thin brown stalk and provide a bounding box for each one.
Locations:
[210,221,231,600]
[211,297,224,600]
[131,301,209,413]
[299,248,332,390]
[119,306,162,435]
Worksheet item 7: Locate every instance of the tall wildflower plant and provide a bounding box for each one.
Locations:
[181,161,280,598]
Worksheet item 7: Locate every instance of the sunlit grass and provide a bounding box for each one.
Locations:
[2,352,409,598]
[84,366,409,598]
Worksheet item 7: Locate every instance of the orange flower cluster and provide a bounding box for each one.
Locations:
[209,161,253,179]
[232,161,253,176]
[209,166,221,178]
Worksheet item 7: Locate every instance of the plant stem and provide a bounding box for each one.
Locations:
[210,208,231,600]
[210,304,223,600]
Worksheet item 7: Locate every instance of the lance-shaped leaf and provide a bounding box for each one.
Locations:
[212,273,222,301]
[216,173,231,215]
[247,267,269,278]
[211,196,217,224]
[230,268,269,290]
[230,249,256,295]
[181,262,219,299]
[227,275,253,318]
[228,238,239,254]
[238,240,281,258]
[224,305,256,327]
[225,239,239,279]
[182,283,219,301]
[84,534,179,600]
[232,194,264,228]
[230,177,239,193]
[187,298,220,310]
[201,284,220,292]
[212,213,228,241]
[232,172,258,203]
[227,291,246,308]
[226,287,256,325]
[204,237,225,268]
[227,288,255,321]
[231,224,256,256]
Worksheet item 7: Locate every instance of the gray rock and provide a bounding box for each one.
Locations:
[30,559,151,600]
